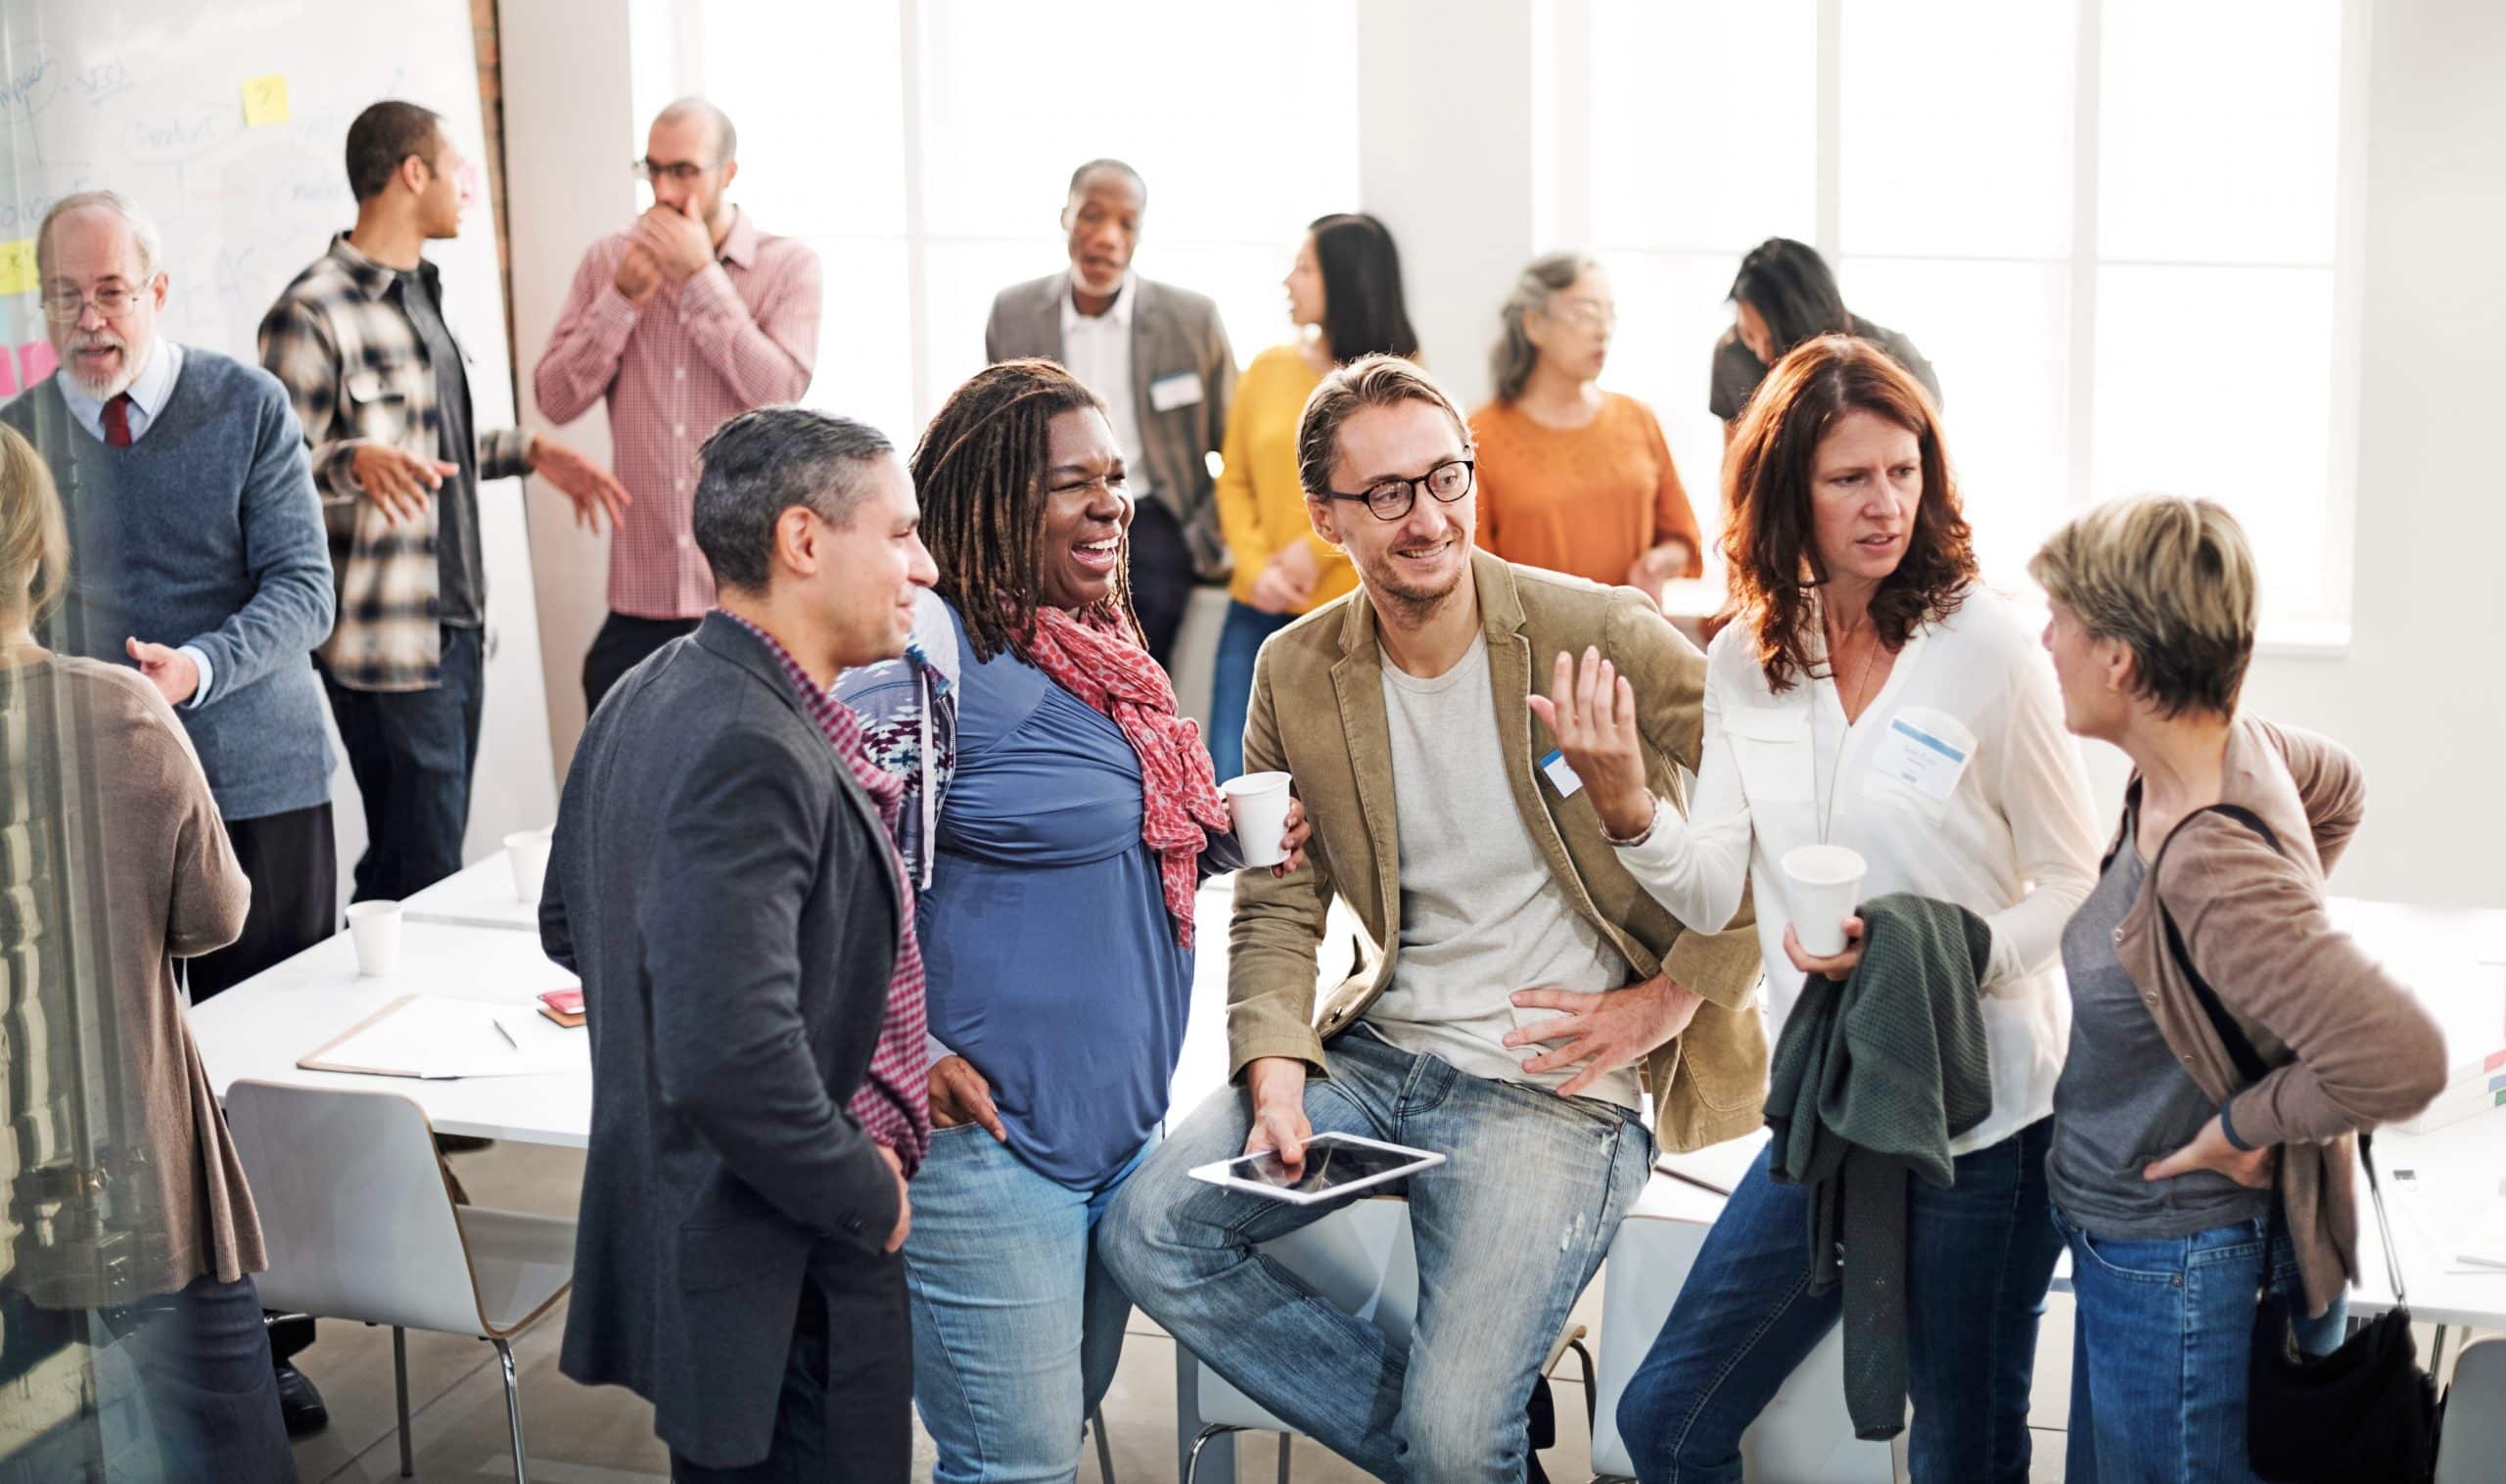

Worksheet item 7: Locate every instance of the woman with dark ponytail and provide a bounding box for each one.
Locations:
[1709,237,1941,441]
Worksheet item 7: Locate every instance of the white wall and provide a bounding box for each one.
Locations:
[493,0,2506,908]
[2223,0,2506,908]
[1356,0,1539,407]
[500,0,644,781]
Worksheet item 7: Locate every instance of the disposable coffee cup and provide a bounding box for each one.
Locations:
[1781,844,1867,958]
[506,828,553,905]
[348,900,404,977]
[1222,771,1295,869]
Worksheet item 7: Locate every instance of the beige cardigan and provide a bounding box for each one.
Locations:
[2,655,264,1309]
[2112,716,2446,1315]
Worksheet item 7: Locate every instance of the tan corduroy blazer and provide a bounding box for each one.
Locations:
[1226,550,1769,1153]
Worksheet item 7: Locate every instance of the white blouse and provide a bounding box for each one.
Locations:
[1618,585,2103,1155]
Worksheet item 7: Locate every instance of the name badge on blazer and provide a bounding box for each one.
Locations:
[1149,372,1205,412]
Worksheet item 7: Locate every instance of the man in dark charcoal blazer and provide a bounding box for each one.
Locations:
[540,406,939,1480]
[985,158,1236,667]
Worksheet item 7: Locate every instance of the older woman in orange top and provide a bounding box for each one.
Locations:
[1470,254,1701,603]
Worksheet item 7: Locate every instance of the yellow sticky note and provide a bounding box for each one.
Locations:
[0,239,35,298]
[241,74,290,128]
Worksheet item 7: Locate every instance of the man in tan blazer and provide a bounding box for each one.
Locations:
[1103,356,1763,1481]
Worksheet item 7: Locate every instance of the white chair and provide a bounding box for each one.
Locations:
[224,1081,575,1482]
[2436,1335,2506,1484]
[1588,1176,1894,1483]
[1176,1198,1594,1483]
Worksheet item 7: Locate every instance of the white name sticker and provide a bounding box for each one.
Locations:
[1540,748,1585,798]
[1149,372,1205,411]
[1869,712,1972,804]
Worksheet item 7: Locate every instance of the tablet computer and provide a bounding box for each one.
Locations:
[1186,1131,1444,1205]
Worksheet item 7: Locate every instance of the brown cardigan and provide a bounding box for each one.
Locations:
[1,655,265,1309]
[2111,716,2446,1315]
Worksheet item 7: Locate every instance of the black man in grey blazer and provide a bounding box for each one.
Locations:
[985,159,1237,668]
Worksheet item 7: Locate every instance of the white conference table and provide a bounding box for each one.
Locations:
[188,886,587,1145]
[192,853,1283,1151]
[190,852,2506,1385]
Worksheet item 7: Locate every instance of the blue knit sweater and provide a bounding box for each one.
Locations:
[2,348,337,820]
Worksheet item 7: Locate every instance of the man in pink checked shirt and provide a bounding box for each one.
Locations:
[534,97,824,714]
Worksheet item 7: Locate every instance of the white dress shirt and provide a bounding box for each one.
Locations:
[1615,585,2103,1154]
[56,339,217,708]
[1057,273,1151,502]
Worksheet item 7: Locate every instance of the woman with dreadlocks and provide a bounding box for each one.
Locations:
[835,358,1308,1482]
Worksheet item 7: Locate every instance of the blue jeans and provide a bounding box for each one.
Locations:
[0,1275,292,1483]
[1101,1025,1654,1483]
[1209,601,1293,783]
[1617,1117,2063,1484]
[2056,1204,2348,1484]
[905,1125,1154,1483]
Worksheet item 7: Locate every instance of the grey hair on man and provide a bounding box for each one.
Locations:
[35,190,165,279]
[693,407,894,592]
[1488,251,1598,404]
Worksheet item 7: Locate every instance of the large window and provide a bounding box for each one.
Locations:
[641,0,1361,443]
[1572,0,2364,639]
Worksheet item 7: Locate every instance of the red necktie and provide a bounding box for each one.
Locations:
[102,394,133,448]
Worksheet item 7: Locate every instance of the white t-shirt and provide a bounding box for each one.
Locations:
[1615,585,2102,1153]
[1364,636,1643,1109]
[1057,273,1150,501]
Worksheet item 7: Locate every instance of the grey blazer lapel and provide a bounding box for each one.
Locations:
[1027,276,1066,363]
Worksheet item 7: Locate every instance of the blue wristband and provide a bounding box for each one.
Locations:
[2217,1093,2258,1153]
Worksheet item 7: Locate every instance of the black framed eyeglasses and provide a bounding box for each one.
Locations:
[1322,457,1475,522]
[632,158,714,184]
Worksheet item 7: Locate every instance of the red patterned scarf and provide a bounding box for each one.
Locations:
[1022,605,1231,947]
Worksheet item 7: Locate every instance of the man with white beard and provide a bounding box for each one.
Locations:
[1,190,338,1002]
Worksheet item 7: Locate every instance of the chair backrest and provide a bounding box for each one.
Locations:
[224,1081,488,1336]
[1188,1198,1418,1431]
[2436,1337,2506,1484]
[1589,1210,1893,1482]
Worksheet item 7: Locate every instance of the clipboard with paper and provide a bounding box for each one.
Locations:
[298,996,589,1080]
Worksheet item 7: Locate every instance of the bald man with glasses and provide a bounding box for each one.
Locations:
[535,96,824,713]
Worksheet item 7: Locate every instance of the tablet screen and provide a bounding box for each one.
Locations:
[1221,1135,1427,1196]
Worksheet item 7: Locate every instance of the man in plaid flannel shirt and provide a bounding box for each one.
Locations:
[259,101,626,905]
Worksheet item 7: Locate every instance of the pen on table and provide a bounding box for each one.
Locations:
[492,1016,520,1051]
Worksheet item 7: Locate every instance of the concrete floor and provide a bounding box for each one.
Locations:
[282,1138,2477,1483]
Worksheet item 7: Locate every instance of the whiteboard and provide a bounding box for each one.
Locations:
[0,0,557,885]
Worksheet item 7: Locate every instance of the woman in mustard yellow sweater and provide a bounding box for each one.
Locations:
[1209,212,1418,779]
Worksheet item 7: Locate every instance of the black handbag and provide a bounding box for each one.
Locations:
[2157,804,2441,1483]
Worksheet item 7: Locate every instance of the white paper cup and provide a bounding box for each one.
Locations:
[1222,772,1295,869]
[347,900,403,977]
[1782,844,1867,958]
[505,829,553,905]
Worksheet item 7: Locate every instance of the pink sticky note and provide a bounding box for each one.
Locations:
[19,341,57,386]
[0,352,15,398]
[2486,1047,2506,1074]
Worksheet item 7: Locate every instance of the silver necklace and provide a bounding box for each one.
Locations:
[1816,620,1884,844]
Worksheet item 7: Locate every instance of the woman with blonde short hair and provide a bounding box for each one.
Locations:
[2029,494,2444,1482]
